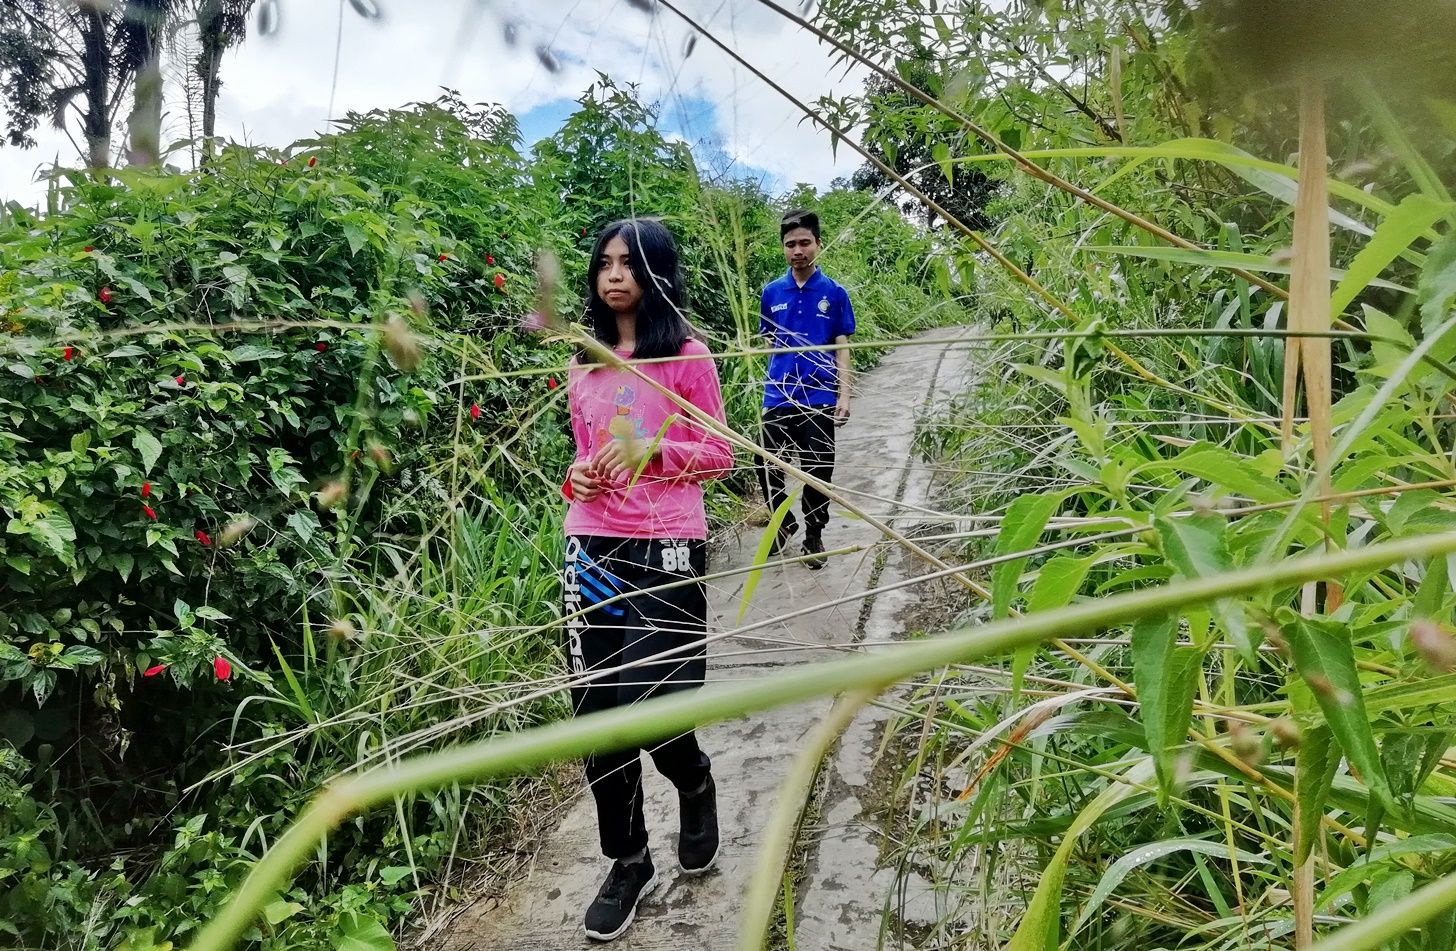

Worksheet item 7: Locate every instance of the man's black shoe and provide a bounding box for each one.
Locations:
[803,531,827,570]
[768,520,797,557]
[584,854,658,942]
[679,775,720,875]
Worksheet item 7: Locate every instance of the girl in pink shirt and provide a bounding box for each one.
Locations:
[561,218,731,942]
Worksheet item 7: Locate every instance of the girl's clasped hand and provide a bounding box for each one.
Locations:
[567,437,653,502]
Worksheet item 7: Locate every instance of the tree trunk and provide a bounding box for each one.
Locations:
[78,4,111,169]
[197,0,225,163]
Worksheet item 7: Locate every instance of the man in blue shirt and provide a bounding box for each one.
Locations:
[758,209,854,569]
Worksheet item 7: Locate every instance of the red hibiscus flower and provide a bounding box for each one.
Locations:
[493,273,506,290]
[174,375,186,386]
[308,156,317,167]
[315,342,328,352]
[84,246,94,253]
[548,376,559,390]
[143,664,168,677]
[195,529,213,546]
[98,286,113,304]
[486,254,495,265]
[142,503,157,520]
[438,253,448,262]
[470,403,481,420]
[63,346,74,361]
[141,481,151,498]
[213,656,232,681]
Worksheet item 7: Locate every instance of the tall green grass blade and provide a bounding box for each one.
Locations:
[1068,837,1266,937]
[737,489,801,625]
[1083,245,1412,293]
[1330,195,1453,320]
[1007,757,1157,951]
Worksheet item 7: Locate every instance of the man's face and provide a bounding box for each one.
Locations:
[782,227,820,271]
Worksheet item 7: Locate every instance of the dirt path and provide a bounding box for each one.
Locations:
[441,328,979,949]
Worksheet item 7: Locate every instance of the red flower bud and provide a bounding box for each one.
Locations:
[142,503,157,520]
[548,376,559,390]
[486,254,495,265]
[213,656,232,681]
[470,403,481,420]
[580,228,587,236]
[308,156,317,167]
[143,663,168,677]
[63,346,74,361]
[174,375,186,386]
[84,246,94,253]
[438,253,448,262]
[315,341,328,352]
[141,481,151,499]
[195,529,213,546]
[493,273,506,290]
[98,286,113,304]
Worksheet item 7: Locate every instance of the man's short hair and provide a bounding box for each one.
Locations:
[780,209,821,241]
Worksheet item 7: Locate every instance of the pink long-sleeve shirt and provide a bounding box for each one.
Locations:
[563,338,733,540]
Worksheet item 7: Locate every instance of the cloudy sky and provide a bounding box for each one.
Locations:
[0,0,867,206]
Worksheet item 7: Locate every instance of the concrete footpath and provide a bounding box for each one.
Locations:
[441,328,978,950]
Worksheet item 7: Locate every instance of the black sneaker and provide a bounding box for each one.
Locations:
[803,531,826,570]
[768,519,797,557]
[679,775,720,875]
[584,855,658,942]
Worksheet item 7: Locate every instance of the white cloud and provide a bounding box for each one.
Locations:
[0,0,867,206]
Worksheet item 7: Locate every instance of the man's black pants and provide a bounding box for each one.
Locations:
[758,404,836,536]
[563,534,713,859]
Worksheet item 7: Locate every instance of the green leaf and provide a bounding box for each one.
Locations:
[1419,235,1456,332]
[1144,443,1290,505]
[1156,514,1254,659]
[931,141,953,185]
[62,646,103,667]
[132,430,163,474]
[29,506,77,567]
[228,345,285,363]
[1285,615,1396,816]
[335,913,396,951]
[991,491,1069,620]
[378,866,412,885]
[1331,194,1453,319]
[263,899,305,925]
[1025,554,1095,614]
[1131,615,1202,798]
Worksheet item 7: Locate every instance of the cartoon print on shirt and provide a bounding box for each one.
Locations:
[599,383,649,444]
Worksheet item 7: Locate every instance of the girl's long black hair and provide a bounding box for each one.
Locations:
[583,218,693,360]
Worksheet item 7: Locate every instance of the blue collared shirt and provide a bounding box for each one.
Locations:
[759,268,855,408]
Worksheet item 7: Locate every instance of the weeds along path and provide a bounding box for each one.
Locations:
[440,327,980,949]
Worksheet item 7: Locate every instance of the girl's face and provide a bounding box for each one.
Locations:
[595,234,644,317]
